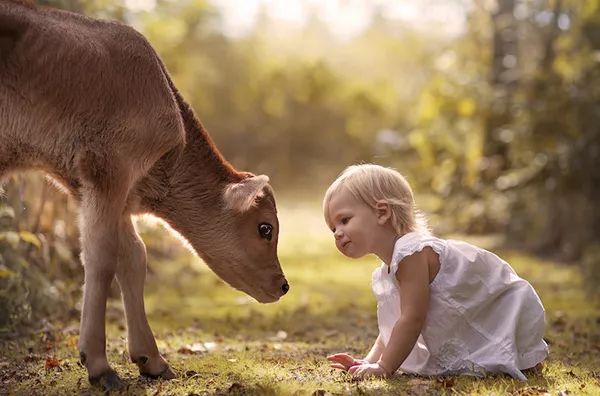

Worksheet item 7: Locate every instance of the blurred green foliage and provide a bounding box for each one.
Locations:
[1,0,599,334]
[0,175,80,335]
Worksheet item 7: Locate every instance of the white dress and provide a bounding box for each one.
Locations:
[372,231,549,380]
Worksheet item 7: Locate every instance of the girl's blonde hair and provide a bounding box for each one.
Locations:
[323,164,429,235]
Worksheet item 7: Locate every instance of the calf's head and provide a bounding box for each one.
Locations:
[204,175,288,303]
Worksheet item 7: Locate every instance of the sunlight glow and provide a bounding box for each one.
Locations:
[211,0,467,39]
[122,0,466,39]
[124,0,156,12]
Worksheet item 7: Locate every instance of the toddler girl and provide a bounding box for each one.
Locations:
[324,164,548,380]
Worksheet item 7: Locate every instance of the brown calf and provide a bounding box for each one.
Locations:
[0,0,289,389]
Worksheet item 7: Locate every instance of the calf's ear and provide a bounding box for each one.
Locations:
[223,175,270,212]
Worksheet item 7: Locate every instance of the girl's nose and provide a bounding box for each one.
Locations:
[334,229,343,239]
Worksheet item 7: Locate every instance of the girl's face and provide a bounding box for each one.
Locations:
[326,189,382,259]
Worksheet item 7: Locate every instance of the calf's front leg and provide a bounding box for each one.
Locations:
[78,194,123,389]
[115,216,174,379]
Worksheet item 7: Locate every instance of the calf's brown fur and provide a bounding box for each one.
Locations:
[0,0,289,389]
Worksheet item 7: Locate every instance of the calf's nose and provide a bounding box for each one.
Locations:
[281,282,290,295]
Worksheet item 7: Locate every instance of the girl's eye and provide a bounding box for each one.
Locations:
[258,223,273,241]
[341,217,350,225]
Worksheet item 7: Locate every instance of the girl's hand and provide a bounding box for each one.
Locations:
[347,362,388,380]
[326,353,367,371]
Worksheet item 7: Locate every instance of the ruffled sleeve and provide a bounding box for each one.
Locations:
[388,232,446,276]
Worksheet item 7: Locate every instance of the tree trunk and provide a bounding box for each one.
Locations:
[481,0,518,182]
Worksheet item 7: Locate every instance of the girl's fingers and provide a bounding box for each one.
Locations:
[326,357,344,365]
[327,353,352,361]
[328,353,352,358]
[327,355,354,367]
[348,365,359,375]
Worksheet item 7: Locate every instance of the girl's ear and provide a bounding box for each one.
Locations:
[375,201,392,225]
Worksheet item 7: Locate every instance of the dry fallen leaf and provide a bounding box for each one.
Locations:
[44,356,60,370]
[178,341,218,355]
[178,343,207,354]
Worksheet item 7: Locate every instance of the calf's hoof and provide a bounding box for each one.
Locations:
[89,369,123,391]
[135,355,176,380]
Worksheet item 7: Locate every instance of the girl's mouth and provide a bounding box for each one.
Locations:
[342,241,351,249]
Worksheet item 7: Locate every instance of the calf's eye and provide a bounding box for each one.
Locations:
[258,223,273,241]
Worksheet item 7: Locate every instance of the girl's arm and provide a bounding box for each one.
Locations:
[364,334,385,363]
[377,250,430,375]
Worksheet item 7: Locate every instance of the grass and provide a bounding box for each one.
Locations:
[1,201,599,395]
